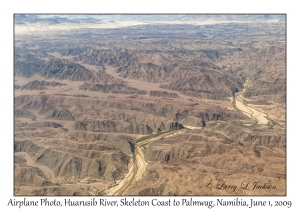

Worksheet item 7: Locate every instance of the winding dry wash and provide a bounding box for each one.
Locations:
[106,128,193,195]
[14,15,286,196]
[233,81,269,124]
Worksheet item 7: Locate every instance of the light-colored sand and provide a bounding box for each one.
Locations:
[233,82,269,124]
[135,146,148,181]
[244,103,268,124]
[184,125,203,130]
[235,94,254,118]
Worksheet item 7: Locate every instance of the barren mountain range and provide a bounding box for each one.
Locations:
[14,15,286,196]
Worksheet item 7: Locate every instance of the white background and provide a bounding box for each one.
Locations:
[0,0,298,209]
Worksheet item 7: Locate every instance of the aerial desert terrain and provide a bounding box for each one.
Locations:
[14,15,286,196]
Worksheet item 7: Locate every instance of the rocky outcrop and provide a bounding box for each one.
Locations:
[84,119,164,135]
[15,110,36,121]
[244,85,286,98]
[14,55,46,78]
[138,185,165,196]
[37,58,122,84]
[15,85,21,89]
[59,47,88,56]
[68,131,134,155]
[160,71,243,100]
[73,121,88,131]
[14,165,53,187]
[14,140,130,182]
[48,108,74,121]
[21,80,66,91]
[39,59,96,81]
[72,48,138,67]
[214,122,286,149]
[193,109,249,122]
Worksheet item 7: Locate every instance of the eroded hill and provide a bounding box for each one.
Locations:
[14,15,286,196]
